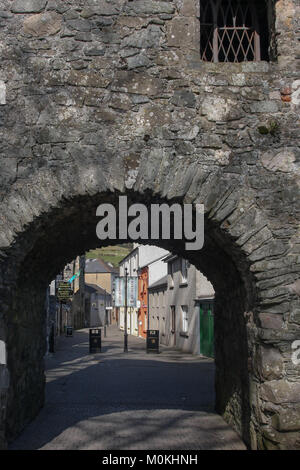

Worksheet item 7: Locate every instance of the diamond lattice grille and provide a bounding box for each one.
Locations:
[200,0,261,62]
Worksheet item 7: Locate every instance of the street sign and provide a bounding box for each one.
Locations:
[127,276,138,307]
[57,281,72,302]
[67,270,81,284]
[114,276,125,307]
[114,276,138,307]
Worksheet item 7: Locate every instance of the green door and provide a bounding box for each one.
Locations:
[200,302,214,358]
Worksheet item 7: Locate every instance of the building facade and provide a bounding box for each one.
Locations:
[119,244,169,338]
[149,255,215,355]
[85,284,112,328]
[119,247,139,336]
[85,258,118,294]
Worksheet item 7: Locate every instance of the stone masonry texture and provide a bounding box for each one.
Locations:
[0,0,299,450]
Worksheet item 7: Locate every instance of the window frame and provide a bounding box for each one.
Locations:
[169,261,174,288]
[181,305,189,334]
[181,259,189,284]
[200,0,265,63]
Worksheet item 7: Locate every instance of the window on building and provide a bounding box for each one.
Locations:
[181,259,189,284]
[200,0,270,62]
[169,262,174,288]
[181,306,189,333]
[162,316,166,336]
[171,306,176,333]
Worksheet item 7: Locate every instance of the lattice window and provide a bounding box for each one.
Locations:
[200,0,269,62]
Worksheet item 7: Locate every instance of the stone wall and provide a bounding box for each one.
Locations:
[0,0,299,449]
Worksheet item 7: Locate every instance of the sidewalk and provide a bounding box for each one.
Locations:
[9,325,246,450]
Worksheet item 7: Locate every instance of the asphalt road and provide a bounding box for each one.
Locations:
[9,325,246,450]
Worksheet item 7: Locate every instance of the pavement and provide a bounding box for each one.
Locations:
[9,325,246,450]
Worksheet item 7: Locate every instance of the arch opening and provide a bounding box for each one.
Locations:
[1,189,257,448]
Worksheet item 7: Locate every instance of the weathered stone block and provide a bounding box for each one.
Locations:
[201,96,243,122]
[156,50,184,66]
[291,308,300,325]
[0,81,6,105]
[260,380,300,404]
[125,1,175,15]
[259,313,283,330]
[109,93,132,111]
[82,1,120,16]
[261,149,297,173]
[133,104,172,130]
[23,12,62,37]
[46,0,69,13]
[167,17,199,49]
[84,48,105,56]
[111,71,164,96]
[171,90,196,108]
[122,25,163,49]
[257,346,284,380]
[239,226,273,254]
[0,11,13,19]
[179,0,198,17]
[0,158,17,185]
[11,0,47,13]
[241,62,270,73]
[272,406,300,431]
[250,101,279,113]
[249,240,289,263]
[66,18,91,32]
[177,125,199,140]
[94,109,116,123]
[35,127,81,144]
[65,71,110,88]
[291,79,300,106]
[126,53,151,70]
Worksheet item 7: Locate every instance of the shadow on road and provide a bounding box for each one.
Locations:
[9,327,246,450]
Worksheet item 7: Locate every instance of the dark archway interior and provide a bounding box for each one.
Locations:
[3,190,257,447]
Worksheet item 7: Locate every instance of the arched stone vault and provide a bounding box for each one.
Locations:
[0,0,299,450]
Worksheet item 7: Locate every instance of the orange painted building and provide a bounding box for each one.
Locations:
[138,266,148,339]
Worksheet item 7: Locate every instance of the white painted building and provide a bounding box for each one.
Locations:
[118,244,169,337]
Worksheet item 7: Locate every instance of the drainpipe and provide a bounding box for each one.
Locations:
[147,284,150,331]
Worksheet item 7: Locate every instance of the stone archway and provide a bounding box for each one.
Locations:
[0,169,299,450]
[0,0,299,450]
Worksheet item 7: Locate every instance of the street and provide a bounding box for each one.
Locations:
[9,325,246,450]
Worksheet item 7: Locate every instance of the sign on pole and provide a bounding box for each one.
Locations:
[127,276,138,307]
[114,276,138,307]
[115,276,125,307]
[57,281,72,302]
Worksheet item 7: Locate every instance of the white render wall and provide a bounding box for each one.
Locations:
[148,256,168,286]
[119,244,169,278]
[138,244,169,270]
[196,270,215,299]
[151,258,215,355]
[119,249,138,277]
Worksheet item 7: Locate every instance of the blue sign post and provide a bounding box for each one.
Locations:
[67,270,81,284]
[114,273,138,352]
